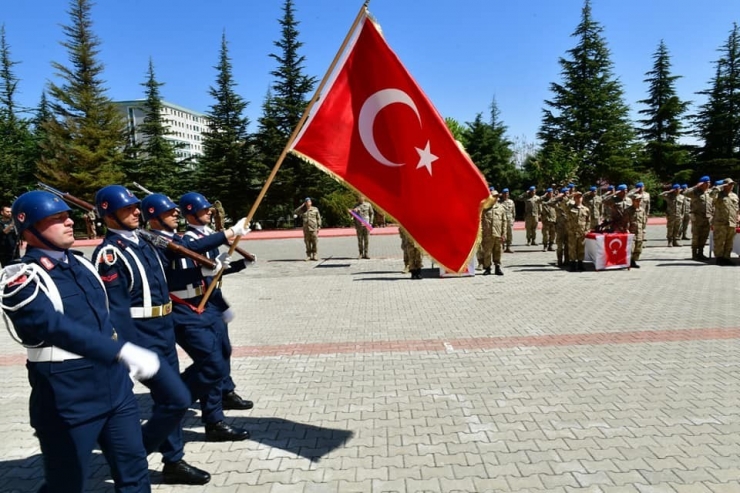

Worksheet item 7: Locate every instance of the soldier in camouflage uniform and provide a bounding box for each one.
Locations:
[480,190,507,276]
[602,185,615,223]
[401,227,423,279]
[626,194,646,268]
[548,187,572,267]
[710,178,739,265]
[301,197,321,261]
[662,184,684,247]
[682,176,714,260]
[566,191,590,272]
[679,184,691,240]
[352,195,374,259]
[602,184,632,233]
[520,186,541,246]
[399,226,410,273]
[500,189,515,253]
[583,186,602,230]
[632,182,650,229]
[539,188,557,252]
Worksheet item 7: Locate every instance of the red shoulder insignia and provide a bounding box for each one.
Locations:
[40,257,55,271]
[7,275,27,287]
[100,273,119,283]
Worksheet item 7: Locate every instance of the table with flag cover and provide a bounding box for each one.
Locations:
[584,232,634,270]
[708,227,740,258]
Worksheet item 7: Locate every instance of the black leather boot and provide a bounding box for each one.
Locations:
[494,265,504,276]
[205,421,250,442]
[222,391,254,410]
[569,261,577,272]
[162,460,211,485]
[577,260,584,272]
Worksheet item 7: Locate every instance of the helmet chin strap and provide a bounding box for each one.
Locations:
[194,211,209,227]
[28,226,65,252]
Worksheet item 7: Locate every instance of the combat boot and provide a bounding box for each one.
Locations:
[482,267,491,276]
[547,244,555,252]
[672,239,682,247]
[691,249,698,260]
[504,246,513,253]
[667,240,673,247]
[697,249,707,260]
[556,254,563,267]
[494,265,504,276]
[577,260,584,272]
[569,261,577,272]
[630,259,640,269]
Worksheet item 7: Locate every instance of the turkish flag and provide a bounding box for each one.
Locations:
[290,14,490,272]
[604,233,630,267]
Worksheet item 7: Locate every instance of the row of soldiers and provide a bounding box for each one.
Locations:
[0,186,260,490]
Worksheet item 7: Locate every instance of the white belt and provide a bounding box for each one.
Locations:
[170,285,204,299]
[27,346,83,363]
[130,301,173,319]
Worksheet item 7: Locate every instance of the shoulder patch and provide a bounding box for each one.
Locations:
[7,274,27,287]
[39,257,55,271]
[100,272,119,283]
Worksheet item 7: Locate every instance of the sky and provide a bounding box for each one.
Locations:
[2,0,739,150]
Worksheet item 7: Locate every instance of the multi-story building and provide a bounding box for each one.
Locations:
[114,100,209,163]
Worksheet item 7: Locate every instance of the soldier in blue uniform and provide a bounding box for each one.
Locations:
[180,192,254,411]
[140,193,251,442]
[0,190,159,493]
[93,185,210,485]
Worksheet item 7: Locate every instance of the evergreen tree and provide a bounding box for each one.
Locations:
[636,40,691,182]
[444,117,466,143]
[462,98,517,189]
[256,0,325,223]
[0,24,35,201]
[538,0,637,186]
[694,23,740,178]
[37,0,126,199]
[124,59,182,198]
[196,33,256,219]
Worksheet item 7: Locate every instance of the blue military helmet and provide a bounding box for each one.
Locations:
[699,175,710,183]
[681,184,688,189]
[607,185,615,191]
[502,188,509,193]
[141,193,178,223]
[715,180,724,186]
[12,190,72,236]
[672,184,681,189]
[305,197,312,202]
[95,185,139,218]
[617,184,628,191]
[590,186,597,192]
[489,186,496,192]
[179,192,212,216]
[546,187,553,193]
[636,182,644,188]
[560,187,568,194]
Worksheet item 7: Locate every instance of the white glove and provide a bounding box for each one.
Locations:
[222,308,236,324]
[216,252,232,269]
[201,257,223,277]
[118,342,160,380]
[231,219,251,237]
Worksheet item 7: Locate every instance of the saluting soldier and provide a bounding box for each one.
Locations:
[602,184,632,233]
[549,187,572,267]
[663,184,684,247]
[0,190,159,492]
[566,191,590,272]
[626,194,646,268]
[180,192,254,412]
[679,184,691,240]
[583,186,602,230]
[480,190,507,276]
[92,185,208,485]
[500,188,515,253]
[540,188,557,252]
[520,186,541,246]
[352,195,374,259]
[682,176,714,260]
[710,178,739,265]
[141,193,251,443]
[401,226,423,279]
[301,197,321,261]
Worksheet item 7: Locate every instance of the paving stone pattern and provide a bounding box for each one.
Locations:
[1,225,738,492]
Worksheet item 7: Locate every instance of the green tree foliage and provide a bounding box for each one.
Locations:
[256,0,332,223]
[538,0,637,186]
[122,59,186,198]
[636,40,692,182]
[37,0,126,199]
[462,98,517,190]
[196,33,257,220]
[444,117,466,142]
[693,23,740,178]
[0,24,36,202]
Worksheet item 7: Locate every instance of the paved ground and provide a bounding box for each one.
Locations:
[1,224,739,492]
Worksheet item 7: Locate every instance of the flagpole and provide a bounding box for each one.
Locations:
[197,1,371,310]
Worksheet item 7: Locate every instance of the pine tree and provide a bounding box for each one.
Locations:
[256,0,325,223]
[462,99,517,189]
[37,0,126,199]
[196,33,256,219]
[0,24,35,201]
[694,23,740,178]
[636,40,691,182]
[538,0,637,186]
[124,59,182,198]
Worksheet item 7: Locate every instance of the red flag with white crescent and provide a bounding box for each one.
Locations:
[290,13,489,273]
[604,233,629,267]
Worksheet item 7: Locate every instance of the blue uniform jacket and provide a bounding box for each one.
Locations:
[2,248,130,428]
[93,232,175,354]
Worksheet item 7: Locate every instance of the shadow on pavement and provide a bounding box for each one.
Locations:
[351,271,404,275]
[314,263,351,268]
[0,454,45,490]
[182,417,353,462]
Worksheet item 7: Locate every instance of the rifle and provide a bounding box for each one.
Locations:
[131,182,255,263]
[37,182,216,269]
[212,200,255,262]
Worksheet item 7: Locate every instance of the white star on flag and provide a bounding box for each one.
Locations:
[415,141,438,175]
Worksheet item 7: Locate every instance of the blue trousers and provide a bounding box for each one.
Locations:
[36,391,150,493]
[140,348,191,463]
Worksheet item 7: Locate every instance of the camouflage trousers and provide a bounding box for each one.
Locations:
[525,217,538,243]
[405,243,423,270]
[567,232,586,261]
[542,221,556,247]
[679,213,691,238]
[505,218,513,248]
[556,223,569,262]
[304,230,318,257]
[666,215,681,241]
[632,238,644,261]
[713,225,737,258]
[481,235,502,268]
[691,218,711,250]
[356,227,369,257]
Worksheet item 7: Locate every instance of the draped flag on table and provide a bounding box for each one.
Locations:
[603,233,630,267]
[289,10,490,273]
